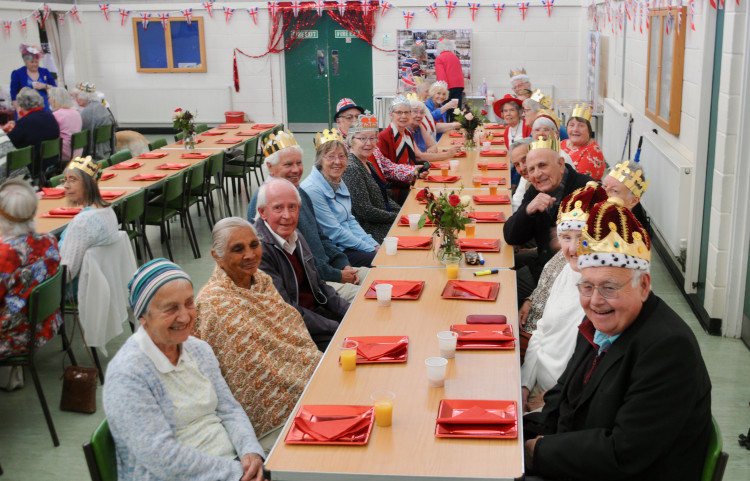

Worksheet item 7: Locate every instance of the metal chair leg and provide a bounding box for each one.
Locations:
[28,363,59,446]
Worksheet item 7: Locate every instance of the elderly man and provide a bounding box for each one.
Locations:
[603,160,650,232]
[504,138,591,300]
[254,179,350,351]
[510,138,534,213]
[509,68,531,97]
[71,82,116,160]
[523,198,711,481]
[246,131,363,302]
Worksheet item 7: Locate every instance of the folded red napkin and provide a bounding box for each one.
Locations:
[429,163,450,170]
[489,139,505,145]
[452,281,492,298]
[436,405,515,424]
[157,163,190,170]
[487,163,508,170]
[376,280,424,297]
[130,173,168,181]
[459,238,500,251]
[217,124,239,129]
[252,123,277,129]
[181,152,209,159]
[200,130,225,136]
[41,207,82,218]
[100,190,126,200]
[450,151,467,157]
[100,172,116,180]
[480,150,507,157]
[396,236,432,249]
[448,131,463,137]
[177,138,204,145]
[357,342,407,361]
[237,130,263,136]
[41,187,65,199]
[473,195,510,205]
[426,175,460,183]
[112,162,144,170]
[399,215,434,226]
[468,212,505,222]
[481,177,506,185]
[484,124,504,129]
[294,416,369,442]
[452,325,515,342]
[137,152,167,159]
[216,138,242,144]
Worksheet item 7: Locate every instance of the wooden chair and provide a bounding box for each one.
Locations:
[82,419,117,481]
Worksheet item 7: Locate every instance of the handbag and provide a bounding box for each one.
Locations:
[59,311,99,414]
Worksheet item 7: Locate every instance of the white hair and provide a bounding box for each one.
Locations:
[72,89,99,104]
[436,39,455,54]
[0,178,38,237]
[211,217,256,259]
[523,98,543,113]
[265,145,303,167]
[532,116,559,133]
[510,74,531,87]
[256,178,301,210]
[47,87,74,110]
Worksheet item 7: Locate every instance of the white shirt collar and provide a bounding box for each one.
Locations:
[264,220,298,255]
[133,327,186,373]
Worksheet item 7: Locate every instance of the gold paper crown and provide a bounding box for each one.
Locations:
[578,198,651,264]
[406,93,420,102]
[314,128,345,149]
[509,68,527,78]
[536,108,560,129]
[571,103,593,122]
[67,156,100,178]
[76,82,96,93]
[608,161,650,197]
[529,136,560,153]
[530,89,552,109]
[263,130,299,157]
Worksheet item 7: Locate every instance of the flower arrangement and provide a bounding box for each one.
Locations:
[453,106,489,150]
[418,187,474,263]
[172,108,196,150]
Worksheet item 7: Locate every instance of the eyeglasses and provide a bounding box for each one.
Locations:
[576,280,629,299]
[353,137,377,144]
[323,154,348,162]
[62,177,80,185]
[340,114,358,121]
[392,110,410,116]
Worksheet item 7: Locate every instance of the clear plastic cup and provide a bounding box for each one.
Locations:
[370,390,396,427]
[408,214,421,231]
[425,357,448,387]
[449,159,459,171]
[339,340,359,371]
[482,141,491,152]
[437,331,459,359]
[489,181,499,196]
[384,237,398,255]
[375,283,393,307]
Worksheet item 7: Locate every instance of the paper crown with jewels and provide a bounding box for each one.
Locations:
[577,197,651,270]
[529,135,560,153]
[535,108,560,129]
[76,82,96,93]
[314,128,345,149]
[607,161,650,198]
[571,103,593,122]
[262,130,299,157]
[557,181,608,233]
[432,80,448,91]
[509,67,527,79]
[530,89,553,109]
[391,95,411,110]
[66,156,100,178]
[347,111,379,137]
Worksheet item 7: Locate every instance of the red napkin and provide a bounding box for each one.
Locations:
[157,163,190,170]
[137,152,167,159]
[100,172,116,180]
[41,207,82,218]
[177,138,204,145]
[200,130,226,136]
[480,150,507,157]
[468,212,506,223]
[452,325,515,342]
[396,236,432,249]
[484,124,505,129]
[452,281,492,298]
[181,152,209,159]
[459,238,500,251]
[216,138,243,144]
[399,215,434,226]
[130,173,168,181]
[100,190,126,200]
[487,163,508,170]
[429,163,450,170]
[111,162,144,170]
[375,280,423,297]
[473,195,510,205]
[436,405,515,424]
[450,151,467,158]
[489,139,505,145]
[481,177,506,185]
[426,175,460,183]
[294,416,369,442]
[448,131,463,137]
[41,187,65,199]
[237,130,263,136]
[357,342,407,361]
[415,189,428,203]
[218,124,239,129]
[252,123,277,129]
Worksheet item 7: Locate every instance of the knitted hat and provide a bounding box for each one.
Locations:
[557,181,608,234]
[577,197,651,271]
[128,258,192,319]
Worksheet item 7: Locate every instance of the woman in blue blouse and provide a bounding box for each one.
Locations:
[10,45,56,114]
[424,81,459,141]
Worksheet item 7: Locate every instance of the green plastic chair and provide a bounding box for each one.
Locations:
[145,172,199,260]
[148,138,167,151]
[93,124,115,159]
[39,137,63,170]
[205,151,232,217]
[70,129,89,159]
[0,266,75,447]
[174,131,185,142]
[702,416,729,481]
[224,137,256,202]
[82,418,117,481]
[97,158,112,169]
[120,190,152,263]
[195,123,209,133]
[49,173,64,187]
[185,161,214,229]
[5,145,34,178]
[109,150,132,166]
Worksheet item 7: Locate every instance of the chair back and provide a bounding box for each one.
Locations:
[207,152,224,178]
[164,171,185,202]
[71,129,89,159]
[97,158,112,169]
[109,150,132,166]
[195,123,209,133]
[83,419,117,481]
[188,162,206,191]
[26,266,65,353]
[122,190,146,224]
[49,174,64,187]
[243,136,259,161]
[702,416,729,481]
[174,131,185,142]
[148,138,167,150]
[6,145,34,177]
[40,137,62,162]
[94,124,113,144]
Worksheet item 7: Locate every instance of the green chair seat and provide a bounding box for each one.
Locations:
[83,418,117,481]
[702,416,728,481]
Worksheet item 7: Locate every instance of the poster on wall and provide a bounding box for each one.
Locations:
[396,29,472,94]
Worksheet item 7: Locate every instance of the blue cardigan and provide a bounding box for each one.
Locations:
[103,335,264,481]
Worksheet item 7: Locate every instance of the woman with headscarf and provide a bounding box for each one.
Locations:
[10,44,56,114]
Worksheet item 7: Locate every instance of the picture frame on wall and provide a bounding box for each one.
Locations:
[396,29,472,94]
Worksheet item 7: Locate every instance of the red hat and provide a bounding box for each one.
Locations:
[493,94,523,118]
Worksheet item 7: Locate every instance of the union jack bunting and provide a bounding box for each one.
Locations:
[493,3,505,22]
[181,8,193,25]
[159,12,169,30]
[291,1,303,17]
[203,2,215,18]
[119,9,131,27]
[314,1,326,16]
[268,2,280,18]
[247,7,259,24]
[2,20,12,37]
[689,0,696,31]
[42,4,51,22]
[445,1,458,18]
[542,0,554,17]
[468,2,481,21]
[70,6,82,24]
[99,4,110,21]
[139,12,151,30]
[223,6,235,23]
[427,3,439,20]
[338,1,347,15]
[362,1,373,16]
[403,10,415,29]
[18,18,27,35]
[31,11,42,26]
[517,2,529,20]
[59,13,65,25]
[380,1,393,17]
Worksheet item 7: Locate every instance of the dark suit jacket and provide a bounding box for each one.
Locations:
[524,293,712,481]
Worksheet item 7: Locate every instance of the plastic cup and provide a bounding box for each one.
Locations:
[408,214,421,231]
[446,261,459,280]
[339,340,359,371]
[375,283,393,307]
[472,173,482,189]
[370,390,396,427]
[449,159,459,171]
[441,166,449,176]
[437,331,459,359]
[425,357,448,387]
[384,237,398,255]
[482,141,491,152]
[478,159,488,175]
[489,181,499,196]
[465,220,476,238]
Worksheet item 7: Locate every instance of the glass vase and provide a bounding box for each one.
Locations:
[463,129,476,150]
[436,230,462,265]
[183,133,196,151]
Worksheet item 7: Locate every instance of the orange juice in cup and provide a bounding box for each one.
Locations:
[446,262,459,279]
[371,391,396,427]
[472,174,482,188]
[339,340,358,371]
[465,220,476,238]
[489,181,499,196]
[441,166,449,176]
[479,160,488,175]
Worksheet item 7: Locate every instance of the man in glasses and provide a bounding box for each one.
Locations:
[522,198,711,481]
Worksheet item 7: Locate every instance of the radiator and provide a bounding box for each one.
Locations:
[601,98,631,165]
[109,87,233,127]
[639,132,692,257]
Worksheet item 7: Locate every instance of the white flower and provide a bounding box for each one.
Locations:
[453,108,462,116]
[460,195,472,206]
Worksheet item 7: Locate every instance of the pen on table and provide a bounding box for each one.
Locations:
[478,253,485,265]
[473,269,499,277]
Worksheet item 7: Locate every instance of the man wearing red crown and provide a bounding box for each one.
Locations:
[523,198,711,481]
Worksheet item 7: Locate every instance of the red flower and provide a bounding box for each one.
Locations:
[449,195,460,206]
[174,108,182,112]
[481,109,488,115]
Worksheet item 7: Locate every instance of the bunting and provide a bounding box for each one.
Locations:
[203,2,215,18]
[247,7,259,24]
[42,3,51,22]
[99,4,110,21]
[59,13,65,25]
[445,1,458,18]
[70,5,82,23]
[427,3,439,20]
[291,1,303,17]
[518,2,529,20]
[493,3,505,22]
[468,3,481,21]
[403,10,415,29]
[119,8,131,27]
[314,1,326,16]
[689,0,696,31]
[3,20,12,38]
[542,0,554,17]
[18,18,27,35]
[159,12,169,30]
[31,10,42,26]
[380,1,393,17]
[223,6,235,23]
[140,12,151,30]
[361,0,372,16]
[337,1,347,15]
[181,8,193,25]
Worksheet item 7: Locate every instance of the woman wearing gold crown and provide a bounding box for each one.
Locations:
[72,82,116,160]
[561,104,605,180]
[59,156,119,281]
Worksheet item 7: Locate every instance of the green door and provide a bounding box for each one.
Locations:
[284,15,373,132]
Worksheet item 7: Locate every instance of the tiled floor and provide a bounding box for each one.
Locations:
[1,134,748,480]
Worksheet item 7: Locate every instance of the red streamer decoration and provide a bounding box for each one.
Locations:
[233,50,240,92]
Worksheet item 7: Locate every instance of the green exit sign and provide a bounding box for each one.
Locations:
[298,30,318,39]
[335,30,356,38]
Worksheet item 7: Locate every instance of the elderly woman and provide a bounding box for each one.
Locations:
[103,259,266,480]
[71,82,115,160]
[520,183,607,413]
[409,100,460,162]
[10,44,56,114]
[0,178,62,359]
[509,68,531,98]
[7,88,60,175]
[424,81,460,141]
[561,109,606,180]
[48,87,83,163]
[301,138,378,267]
[494,95,525,148]
[59,156,118,281]
[343,117,401,243]
[194,218,322,446]
[401,43,427,91]
[602,160,650,232]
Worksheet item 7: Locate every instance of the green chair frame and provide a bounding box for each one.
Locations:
[185,161,214,229]
[109,150,132,166]
[92,124,115,159]
[702,416,729,481]
[82,419,117,481]
[5,145,34,179]
[148,138,167,151]
[205,151,232,218]
[145,172,199,261]
[120,190,153,263]
[0,266,75,447]
[49,174,64,187]
[39,137,63,179]
[195,123,209,133]
[70,129,89,160]
[223,138,256,202]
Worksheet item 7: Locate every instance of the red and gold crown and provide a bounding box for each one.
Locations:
[530,89,553,109]
[557,181,608,233]
[509,67,527,79]
[314,128,345,149]
[571,103,593,122]
[529,135,560,153]
[263,130,299,157]
[67,156,100,178]
[577,197,651,270]
[347,111,379,137]
[535,108,560,129]
[607,161,649,198]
